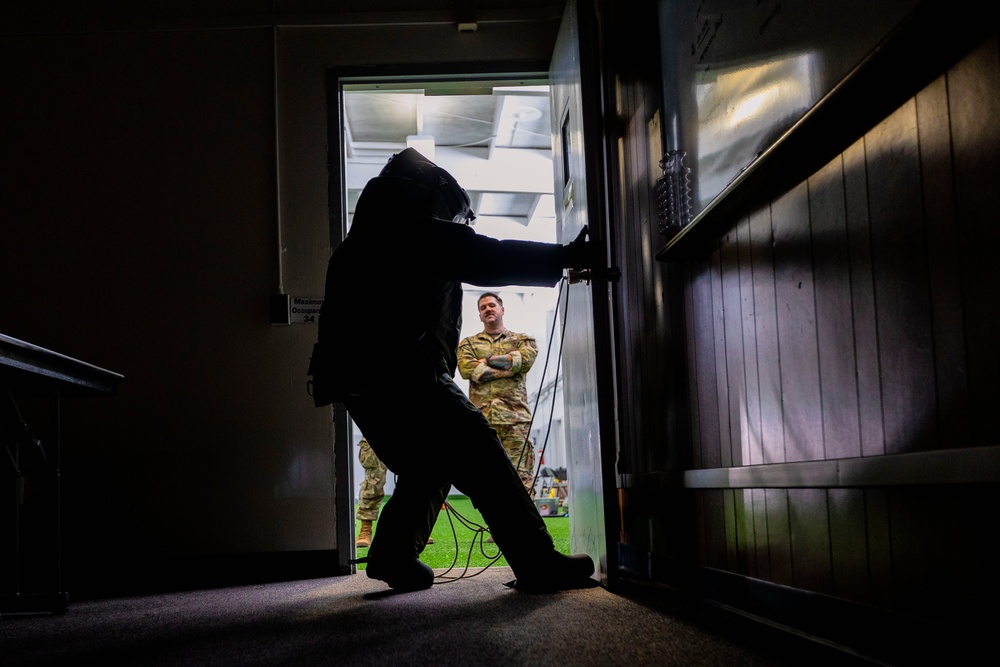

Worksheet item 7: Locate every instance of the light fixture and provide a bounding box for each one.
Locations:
[513,106,543,122]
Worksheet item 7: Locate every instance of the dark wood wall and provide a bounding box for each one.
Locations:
[678,33,1000,612]
[607,0,1000,656]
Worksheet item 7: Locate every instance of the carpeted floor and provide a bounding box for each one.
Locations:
[4,566,867,666]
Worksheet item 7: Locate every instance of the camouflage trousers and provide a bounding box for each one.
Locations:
[356,437,387,522]
[493,422,535,495]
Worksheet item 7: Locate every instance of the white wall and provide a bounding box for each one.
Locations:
[0,7,563,591]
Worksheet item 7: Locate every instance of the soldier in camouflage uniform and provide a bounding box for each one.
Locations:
[355,437,386,548]
[457,292,538,496]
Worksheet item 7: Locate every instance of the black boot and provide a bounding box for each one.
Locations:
[510,552,597,593]
[366,556,434,592]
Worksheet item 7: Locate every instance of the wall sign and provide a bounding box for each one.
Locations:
[291,297,323,324]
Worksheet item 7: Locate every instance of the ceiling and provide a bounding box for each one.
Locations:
[341,80,557,238]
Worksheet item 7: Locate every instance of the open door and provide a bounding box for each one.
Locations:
[549,0,619,585]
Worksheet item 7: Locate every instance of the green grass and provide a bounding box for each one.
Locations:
[355,494,570,571]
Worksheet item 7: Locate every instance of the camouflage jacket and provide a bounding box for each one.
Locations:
[457,329,537,424]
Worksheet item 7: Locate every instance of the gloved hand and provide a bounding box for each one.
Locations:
[561,225,599,269]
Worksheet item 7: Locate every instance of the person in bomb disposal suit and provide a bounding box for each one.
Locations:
[309,147,598,593]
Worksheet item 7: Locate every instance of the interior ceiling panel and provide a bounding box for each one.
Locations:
[421,95,499,148]
[343,82,554,225]
[344,93,419,146]
[493,94,550,149]
[477,192,540,222]
[344,88,551,151]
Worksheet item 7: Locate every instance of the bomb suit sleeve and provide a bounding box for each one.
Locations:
[417,218,572,288]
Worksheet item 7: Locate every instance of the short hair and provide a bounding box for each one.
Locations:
[478,291,503,307]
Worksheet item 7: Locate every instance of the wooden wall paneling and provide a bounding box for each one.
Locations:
[650,487,667,561]
[886,487,950,615]
[720,228,745,467]
[649,488,667,558]
[642,137,675,472]
[915,75,969,450]
[751,487,770,580]
[683,262,703,467]
[737,214,763,466]
[641,488,657,556]
[693,489,708,567]
[828,487,870,603]
[770,182,824,462]
[642,7,678,465]
[787,488,833,595]
[640,239,662,472]
[735,488,758,577]
[948,35,1000,445]
[864,488,893,606]
[748,205,785,464]
[864,99,937,455]
[664,259,692,471]
[628,0,660,466]
[625,247,647,472]
[639,487,656,559]
[668,487,700,563]
[842,139,885,458]
[633,83,660,470]
[944,483,1000,616]
[695,253,725,468]
[709,248,731,468]
[616,71,647,473]
[615,0,677,471]
[808,156,863,460]
[626,79,663,471]
[765,488,793,586]
[617,485,634,553]
[702,489,729,569]
[722,487,739,571]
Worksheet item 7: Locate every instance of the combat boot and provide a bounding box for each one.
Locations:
[356,520,373,548]
[510,552,596,593]
[366,556,434,592]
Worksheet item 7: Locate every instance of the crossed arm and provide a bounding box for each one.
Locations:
[457,337,537,384]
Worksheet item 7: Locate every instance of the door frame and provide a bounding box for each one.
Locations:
[323,62,583,571]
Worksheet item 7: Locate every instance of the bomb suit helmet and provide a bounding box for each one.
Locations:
[378,147,476,224]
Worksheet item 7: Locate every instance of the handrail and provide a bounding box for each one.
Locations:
[620,445,1000,489]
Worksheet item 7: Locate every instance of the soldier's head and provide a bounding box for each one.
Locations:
[379,147,476,224]
[478,292,505,332]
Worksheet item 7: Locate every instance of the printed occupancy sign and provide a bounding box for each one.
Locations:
[291,297,323,324]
